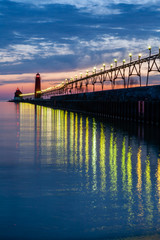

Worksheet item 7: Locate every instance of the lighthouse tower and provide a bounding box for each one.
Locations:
[35,73,41,98]
[14,88,22,101]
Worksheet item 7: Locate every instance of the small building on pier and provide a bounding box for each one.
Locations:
[14,88,22,101]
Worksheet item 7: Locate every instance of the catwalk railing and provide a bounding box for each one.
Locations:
[20,48,160,99]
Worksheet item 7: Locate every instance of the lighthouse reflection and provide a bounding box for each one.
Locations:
[18,103,160,236]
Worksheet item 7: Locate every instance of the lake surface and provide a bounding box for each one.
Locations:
[0,102,160,240]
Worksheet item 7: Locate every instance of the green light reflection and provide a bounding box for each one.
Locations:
[64,111,68,165]
[70,112,74,165]
[79,115,83,169]
[92,118,97,191]
[136,146,144,217]
[100,122,106,192]
[127,146,134,225]
[74,113,78,167]
[156,158,160,212]
[85,117,89,189]
[85,117,89,174]
[145,155,153,225]
[121,137,126,193]
[109,129,117,197]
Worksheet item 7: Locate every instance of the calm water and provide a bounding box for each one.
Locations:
[0,102,160,240]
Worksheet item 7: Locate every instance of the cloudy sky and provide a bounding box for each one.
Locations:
[0,0,160,99]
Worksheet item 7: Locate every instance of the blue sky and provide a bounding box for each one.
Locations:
[0,0,160,98]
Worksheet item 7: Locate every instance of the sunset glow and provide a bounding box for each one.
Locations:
[0,0,160,99]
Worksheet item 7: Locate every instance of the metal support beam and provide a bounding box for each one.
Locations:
[21,49,160,99]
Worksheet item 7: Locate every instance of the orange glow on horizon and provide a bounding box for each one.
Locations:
[0,66,160,100]
[0,70,87,99]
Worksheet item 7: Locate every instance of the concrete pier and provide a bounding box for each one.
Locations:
[21,85,160,125]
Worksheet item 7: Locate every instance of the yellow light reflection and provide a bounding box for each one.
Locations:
[70,112,74,165]
[113,137,117,193]
[109,129,117,196]
[55,110,59,148]
[85,117,89,189]
[100,122,106,192]
[19,103,38,163]
[79,115,83,169]
[85,117,89,173]
[64,111,68,165]
[156,158,160,212]
[127,146,132,193]
[121,137,126,193]
[57,110,61,146]
[74,113,78,166]
[41,107,52,163]
[16,103,20,149]
[145,155,153,225]
[137,146,144,217]
[35,105,41,165]
[60,110,65,164]
[127,146,134,225]
[47,108,52,148]
[92,118,97,191]
[51,108,55,144]
[41,106,47,142]
[137,146,142,193]
[54,109,61,161]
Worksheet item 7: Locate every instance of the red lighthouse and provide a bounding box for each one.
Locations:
[14,88,22,101]
[35,73,41,98]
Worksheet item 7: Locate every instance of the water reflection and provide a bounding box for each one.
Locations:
[100,123,106,192]
[136,146,144,217]
[127,146,134,225]
[109,129,117,197]
[92,118,97,191]
[121,137,126,193]
[70,112,74,165]
[6,102,160,238]
[19,103,35,163]
[85,117,89,174]
[157,157,160,212]
[79,115,83,169]
[74,113,78,167]
[145,155,153,226]
[64,110,68,165]
[34,105,41,166]
[85,117,89,189]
